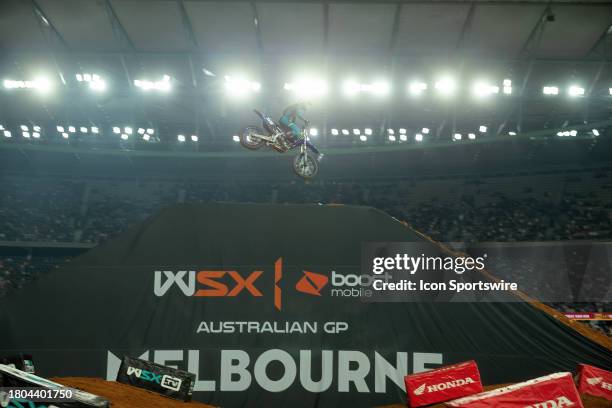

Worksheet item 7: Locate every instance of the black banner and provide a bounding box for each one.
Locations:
[0,203,610,408]
[116,356,195,401]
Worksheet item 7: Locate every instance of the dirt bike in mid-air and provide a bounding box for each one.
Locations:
[239,110,322,179]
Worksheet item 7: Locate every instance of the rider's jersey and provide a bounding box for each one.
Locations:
[281,103,307,124]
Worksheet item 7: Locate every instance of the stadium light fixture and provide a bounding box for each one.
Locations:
[4,77,52,93]
[435,77,456,96]
[569,130,577,137]
[479,125,487,133]
[388,135,396,141]
[422,128,430,134]
[0,125,3,130]
[284,78,328,98]
[341,129,349,136]
[146,128,154,135]
[503,79,512,95]
[112,127,120,134]
[415,133,423,142]
[387,129,395,135]
[91,127,99,134]
[143,134,151,141]
[33,126,41,132]
[453,133,462,140]
[61,132,68,139]
[134,74,171,92]
[137,128,145,135]
[568,85,585,97]
[20,125,28,131]
[68,126,76,133]
[609,88,612,95]
[409,81,427,96]
[124,127,133,135]
[191,135,199,142]
[232,135,240,142]
[371,80,390,96]
[80,127,88,133]
[224,75,260,98]
[32,132,40,139]
[509,131,517,136]
[353,129,361,135]
[468,133,476,140]
[473,81,499,97]
[3,130,11,138]
[359,135,367,142]
[399,134,407,142]
[22,132,30,138]
[120,134,128,140]
[331,129,339,136]
[592,129,600,136]
[399,128,406,135]
[343,79,390,97]
[364,128,372,136]
[309,128,318,136]
[342,79,360,97]
[56,126,64,132]
[177,134,186,142]
[543,86,559,95]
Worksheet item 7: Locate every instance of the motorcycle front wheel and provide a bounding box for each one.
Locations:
[293,152,318,179]
[240,126,266,150]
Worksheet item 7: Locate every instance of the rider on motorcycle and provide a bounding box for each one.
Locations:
[279,101,310,143]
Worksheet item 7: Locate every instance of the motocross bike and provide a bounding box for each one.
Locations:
[239,109,322,179]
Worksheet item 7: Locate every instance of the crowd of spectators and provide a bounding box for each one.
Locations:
[0,170,610,334]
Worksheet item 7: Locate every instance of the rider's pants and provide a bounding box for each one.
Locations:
[279,115,302,137]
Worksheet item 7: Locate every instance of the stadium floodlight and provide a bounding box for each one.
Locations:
[68,126,76,133]
[124,127,133,135]
[568,85,585,97]
[61,132,68,139]
[80,127,88,133]
[343,79,390,96]
[479,125,487,133]
[399,134,407,141]
[177,134,186,142]
[146,128,154,135]
[370,80,390,96]
[134,75,171,92]
[3,77,51,93]
[422,127,430,134]
[473,81,499,97]
[224,75,260,97]
[89,80,106,92]
[0,125,3,130]
[32,132,40,138]
[20,125,28,131]
[543,86,559,95]
[341,129,349,136]
[609,88,612,95]
[509,131,517,136]
[556,131,563,137]
[3,130,11,138]
[399,128,406,134]
[563,131,570,137]
[415,133,423,142]
[359,135,367,142]
[387,129,395,135]
[388,135,396,141]
[22,132,30,138]
[468,133,476,140]
[91,127,99,134]
[283,78,328,98]
[143,134,151,141]
[33,126,41,132]
[569,130,577,137]
[56,126,64,132]
[409,81,427,96]
[137,128,145,135]
[232,135,240,142]
[76,74,83,82]
[191,135,199,142]
[331,129,339,136]
[342,79,361,97]
[309,128,318,136]
[453,133,462,140]
[592,129,600,136]
[353,129,360,135]
[364,128,372,136]
[112,127,120,134]
[434,77,456,96]
[503,79,512,95]
[120,134,128,140]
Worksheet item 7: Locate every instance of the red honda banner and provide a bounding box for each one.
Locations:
[403,360,483,407]
[577,364,612,401]
[447,372,583,408]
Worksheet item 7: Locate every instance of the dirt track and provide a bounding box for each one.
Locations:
[52,377,217,408]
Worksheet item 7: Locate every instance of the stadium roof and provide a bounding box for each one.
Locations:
[0,0,611,148]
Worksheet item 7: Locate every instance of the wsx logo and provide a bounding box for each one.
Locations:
[154,258,329,310]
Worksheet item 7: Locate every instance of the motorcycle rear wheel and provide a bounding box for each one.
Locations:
[240,126,266,150]
[293,152,318,179]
